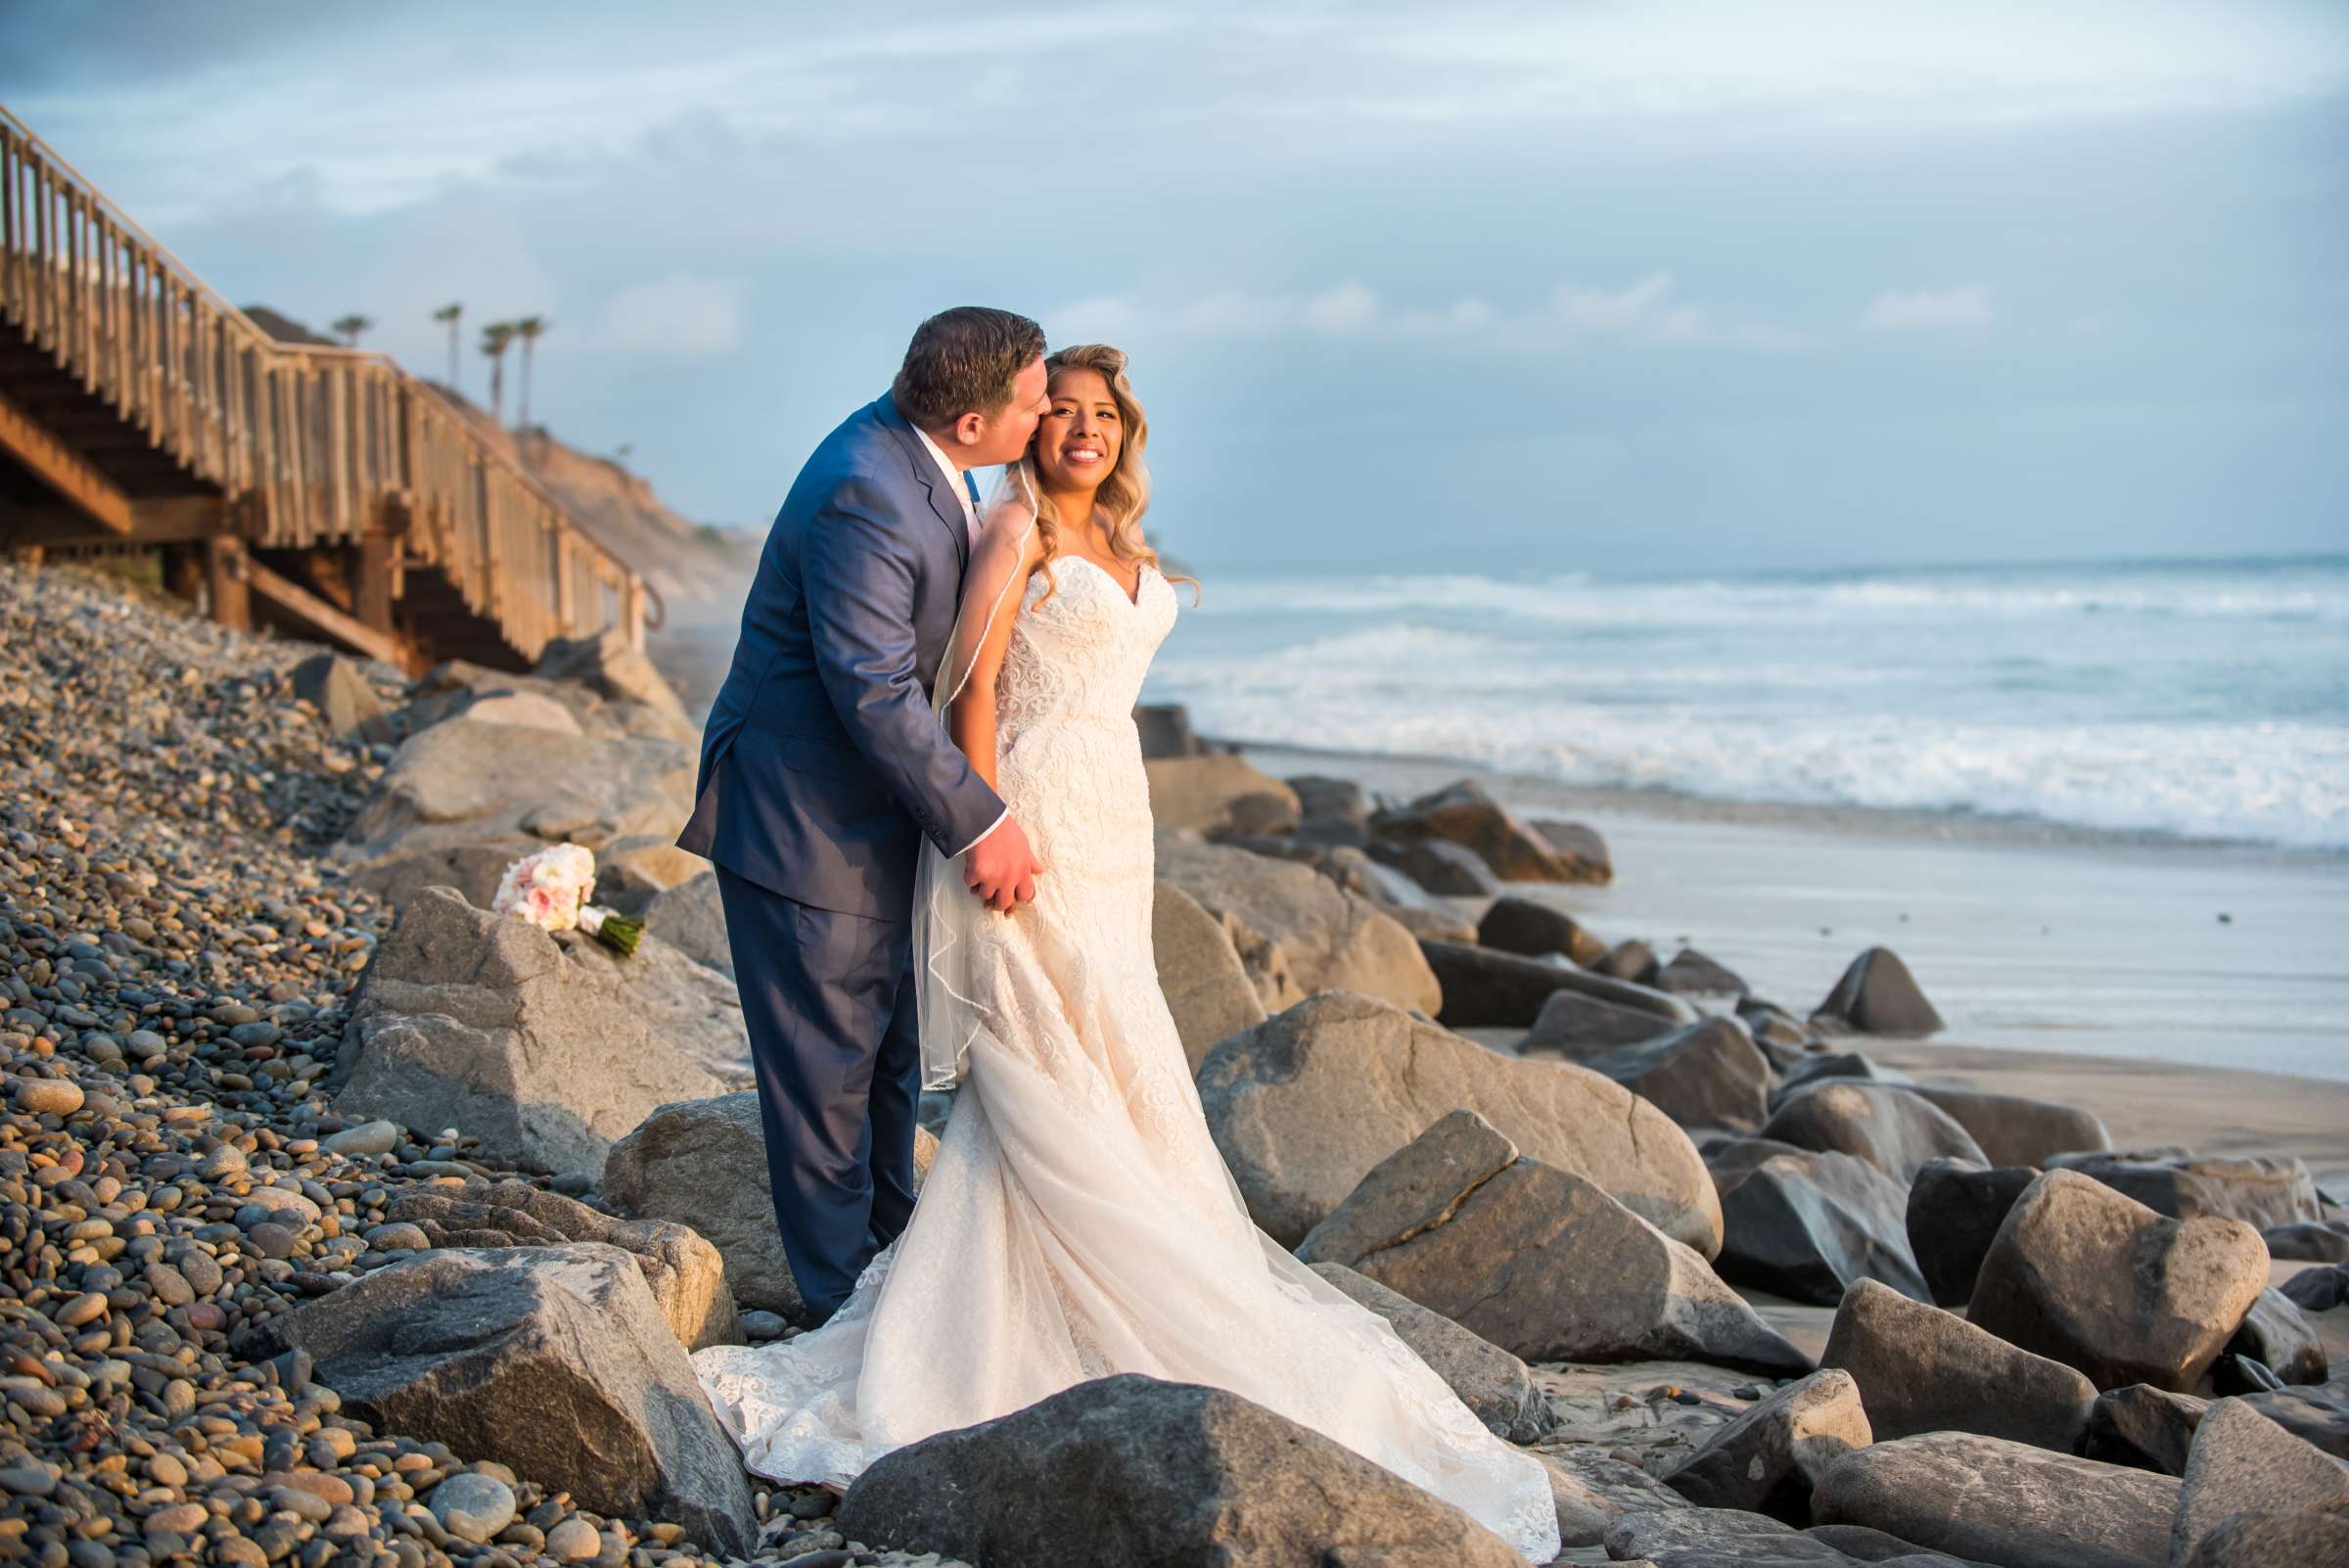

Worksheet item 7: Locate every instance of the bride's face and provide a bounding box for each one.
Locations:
[1032,368,1122,495]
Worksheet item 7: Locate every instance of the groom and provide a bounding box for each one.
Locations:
[678,307,1051,1324]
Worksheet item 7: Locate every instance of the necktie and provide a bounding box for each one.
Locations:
[962,471,983,548]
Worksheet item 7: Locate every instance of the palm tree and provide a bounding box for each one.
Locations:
[481,321,518,425]
[514,315,551,449]
[331,313,374,347]
[433,302,463,392]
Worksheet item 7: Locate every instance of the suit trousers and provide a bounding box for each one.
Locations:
[714,865,923,1323]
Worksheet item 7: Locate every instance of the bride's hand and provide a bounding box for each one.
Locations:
[966,815,1043,912]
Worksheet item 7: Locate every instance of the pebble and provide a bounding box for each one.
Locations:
[0,562,739,1568]
[430,1472,519,1544]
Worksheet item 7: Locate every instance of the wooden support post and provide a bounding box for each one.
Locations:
[622,576,646,651]
[356,534,397,638]
[204,534,250,632]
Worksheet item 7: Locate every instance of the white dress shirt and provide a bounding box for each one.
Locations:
[910,422,1007,855]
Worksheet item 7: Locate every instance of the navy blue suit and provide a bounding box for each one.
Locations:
[678,392,1003,1321]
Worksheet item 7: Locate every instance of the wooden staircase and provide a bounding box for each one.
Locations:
[0,102,652,673]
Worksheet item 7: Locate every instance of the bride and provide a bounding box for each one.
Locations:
[690,346,1562,1563]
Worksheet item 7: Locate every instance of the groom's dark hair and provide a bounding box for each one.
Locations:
[894,307,1046,430]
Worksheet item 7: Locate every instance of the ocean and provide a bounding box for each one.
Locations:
[1143,553,2349,852]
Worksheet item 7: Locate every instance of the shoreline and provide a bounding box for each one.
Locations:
[1230,737,2349,1097]
[1228,736,2348,865]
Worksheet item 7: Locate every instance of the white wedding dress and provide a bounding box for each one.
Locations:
[691,552,1562,1564]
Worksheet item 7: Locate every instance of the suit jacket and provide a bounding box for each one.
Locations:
[677,392,1006,919]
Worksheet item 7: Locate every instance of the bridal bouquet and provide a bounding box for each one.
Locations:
[491,844,642,955]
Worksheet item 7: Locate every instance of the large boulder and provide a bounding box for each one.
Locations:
[1579,1017,1773,1135]
[1422,940,1693,1032]
[1761,1081,1986,1180]
[1821,1278,2098,1452]
[1152,879,1267,1072]
[1768,1050,1896,1111]
[2174,1398,2349,1565]
[833,1373,1532,1568]
[334,888,743,1179]
[1660,1369,1872,1522]
[1297,1112,1808,1374]
[640,870,730,978]
[1200,992,1723,1254]
[1369,778,1589,883]
[1305,1261,1558,1444]
[342,839,540,912]
[1902,1085,2109,1168]
[2048,1149,2323,1230]
[604,1091,799,1319]
[1967,1169,2270,1393]
[381,1177,737,1350]
[1144,755,1302,839]
[1811,947,1944,1037]
[1815,1433,2179,1568]
[1714,1148,1929,1307]
[234,1244,754,1554]
[1905,1159,2041,1307]
[341,715,699,861]
[1476,896,1609,967]
[1156,837,1439,1015]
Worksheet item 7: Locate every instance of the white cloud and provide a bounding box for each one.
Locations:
[1861,285,1995,332]
[581,273,746,357]
[1302,282,1379,334]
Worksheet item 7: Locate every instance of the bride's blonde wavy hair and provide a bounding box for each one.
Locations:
[1015,344,1196,605]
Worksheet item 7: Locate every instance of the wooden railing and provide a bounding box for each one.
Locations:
[0,103,646,660]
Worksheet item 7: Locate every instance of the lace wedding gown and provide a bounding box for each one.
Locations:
[691,554,1562,1563]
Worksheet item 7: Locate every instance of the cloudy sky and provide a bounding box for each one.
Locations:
[4,1,2344,576]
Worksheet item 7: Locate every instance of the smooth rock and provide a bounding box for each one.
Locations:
[1143,754,1301,839]
[1423,939,1694,1031]
[2083,1384,2208,1475]
[640,871,730,979]
[1762,1081,1986,1180]
[1821,1278,2098,1452]
[1811,947,1943,1037]
[1661,1368,1872,1521]
[2228,1287,2330,1386]
[1156,836,1439,1015]
[1306,1261,1558,1444]
[1812,1431,2179,1568]
[833,1372,1531,1567]
[605,1091,805,1319]
[2174,1398,2349,1564]
[237,1243,753,1552]
[1968,1169,2270,1393]
[1578,1016,1773,1135]
[1657,947,1748,998]
[1476,896,1608,967]
[1152,878,1267,1073]
[1901,1085,2109,1168]
[334,887,742,1179]
[1299,1118,1807,1374]
[1905,1159,2041,1308]
[1370,778,1589,883]
[428,1473,518,1545]
[2048,1149,2323,1230]
[1199,991,1723,1254]
[1715,1148,1929,1307]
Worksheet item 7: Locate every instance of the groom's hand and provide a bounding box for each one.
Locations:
[966,816,1043,912]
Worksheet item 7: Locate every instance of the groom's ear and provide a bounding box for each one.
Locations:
[947,409,987,448]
